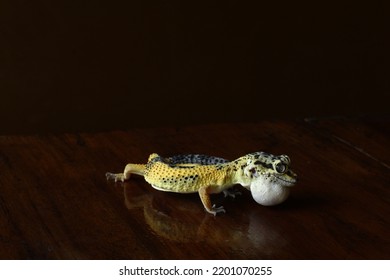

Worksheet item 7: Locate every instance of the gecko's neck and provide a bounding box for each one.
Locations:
[232,171,252,189]
[221,162,252,190]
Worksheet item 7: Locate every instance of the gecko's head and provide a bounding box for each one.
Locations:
[242,152,297,206]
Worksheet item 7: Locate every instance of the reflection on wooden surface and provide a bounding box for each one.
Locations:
[123,183,288,258]
[0,119,388,259]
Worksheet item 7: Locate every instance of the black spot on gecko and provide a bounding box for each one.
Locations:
[177,165,195,169]
[254,160,272,169]
[168,154,229,165]
[216,165,224,170]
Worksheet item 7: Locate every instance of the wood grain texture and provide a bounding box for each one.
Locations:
[0,118,389,259]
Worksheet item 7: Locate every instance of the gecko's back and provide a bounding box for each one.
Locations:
[143,153,232,193]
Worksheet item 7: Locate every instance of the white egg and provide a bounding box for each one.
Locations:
[249,177,291,206]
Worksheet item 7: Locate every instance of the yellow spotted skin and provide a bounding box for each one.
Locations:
[144,158,233,194]
[106,152,297,215]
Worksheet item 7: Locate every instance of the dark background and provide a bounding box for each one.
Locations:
[1,0,388,134]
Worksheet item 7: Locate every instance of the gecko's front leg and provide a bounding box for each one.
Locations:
[198,186,226,216]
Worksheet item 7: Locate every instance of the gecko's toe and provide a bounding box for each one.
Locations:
[105,172,124,182]
[105,172,114,180]
[209,204,226,216]
[223,189,242,199]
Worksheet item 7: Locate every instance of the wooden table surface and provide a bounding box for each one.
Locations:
[0,118,389,259]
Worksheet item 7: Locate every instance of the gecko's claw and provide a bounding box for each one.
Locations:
[208,204,226,216]
[223,189,242,199]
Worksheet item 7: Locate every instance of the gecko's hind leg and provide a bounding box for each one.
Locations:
[106,163,146,182]
[199,186,226,216]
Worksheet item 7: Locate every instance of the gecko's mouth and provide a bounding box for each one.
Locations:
[272,174,297,186]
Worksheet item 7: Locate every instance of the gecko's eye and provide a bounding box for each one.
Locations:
[274,162,287,173]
